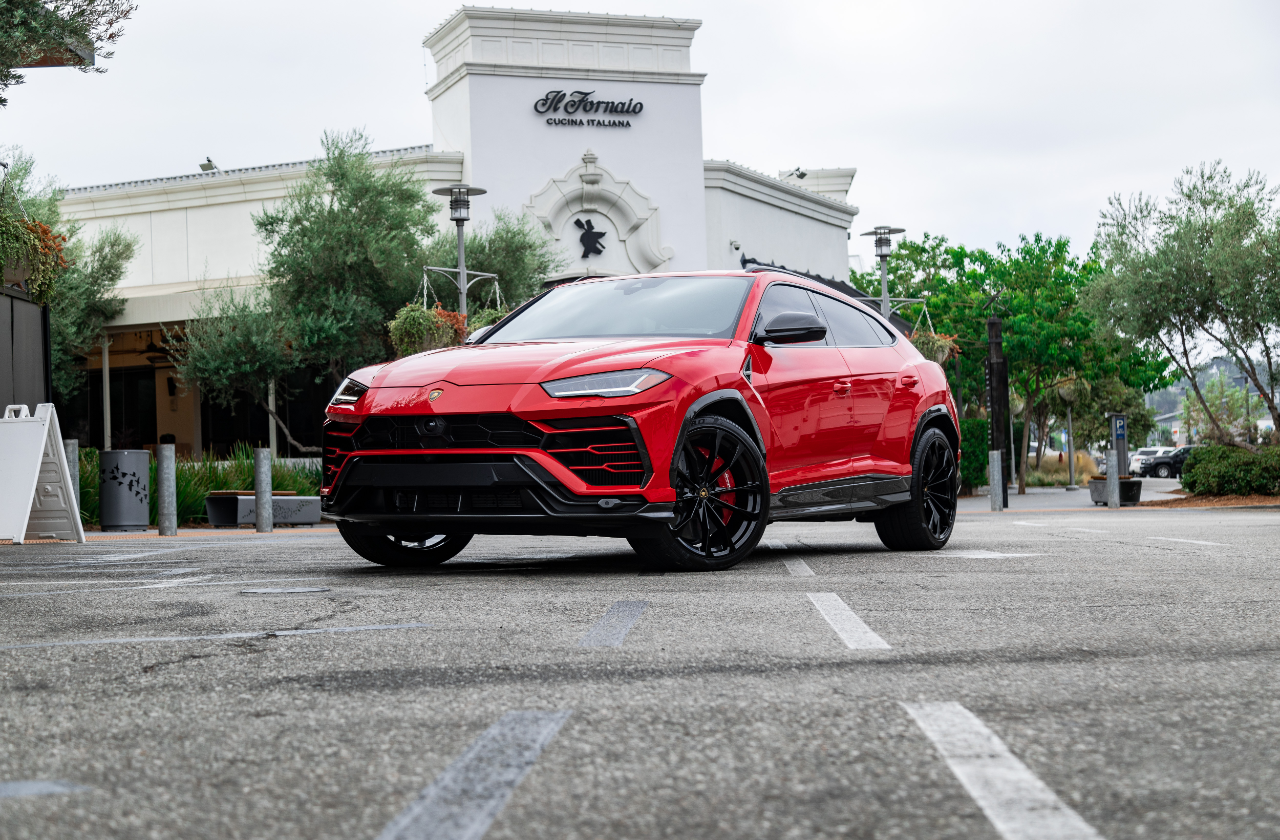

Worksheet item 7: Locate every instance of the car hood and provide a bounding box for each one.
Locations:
[371,339,727,387]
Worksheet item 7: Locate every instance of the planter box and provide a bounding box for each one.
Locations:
[205,492,321,526]
[1088,478,1143,506]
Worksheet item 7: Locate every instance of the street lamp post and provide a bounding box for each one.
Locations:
[860,226,905,318]
[431,184,487,322]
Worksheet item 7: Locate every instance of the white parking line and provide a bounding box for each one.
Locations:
[1012,521,1049,527]
[578,601,648,647]
[783,559,815,577]
[902,702,1104,840]
[376,710,571,840]
[0,623,431,651]
[1151,537,1228,547]
[240,587,331,594]
[765,539,788,551]
[0,780,90,798]
[806,593,891,649]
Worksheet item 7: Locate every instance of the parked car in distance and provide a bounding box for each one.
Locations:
[1131,446,1174,475]
[1142,445,1197,479]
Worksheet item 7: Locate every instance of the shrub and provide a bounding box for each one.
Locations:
[958,418,988,491]
[1181,446,1280,496]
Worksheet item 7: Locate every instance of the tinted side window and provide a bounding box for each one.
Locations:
[813,295,886,347]
[752,284,829,346]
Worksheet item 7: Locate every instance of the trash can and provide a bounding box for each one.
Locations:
[99,450,151,532]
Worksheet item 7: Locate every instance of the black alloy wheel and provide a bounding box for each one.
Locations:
[875,426,958,551]
[338,523,473,568]
[628,415,768,571]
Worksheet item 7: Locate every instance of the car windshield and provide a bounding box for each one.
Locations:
[482,275,755,342]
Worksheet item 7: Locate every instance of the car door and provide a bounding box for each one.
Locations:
[746,283,853,481]
[810,293,906,465]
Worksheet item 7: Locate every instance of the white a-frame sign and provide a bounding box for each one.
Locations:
[0,404,86,544]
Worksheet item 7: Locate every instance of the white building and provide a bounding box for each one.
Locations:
[57,7,861,454]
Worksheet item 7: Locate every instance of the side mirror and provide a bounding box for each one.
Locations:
[755,311,827,345]
[465,325,493,345]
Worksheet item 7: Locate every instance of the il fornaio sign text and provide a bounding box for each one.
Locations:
[535,90,642,128]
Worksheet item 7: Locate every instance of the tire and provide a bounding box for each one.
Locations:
[628,415,769,572]
[338,523,473,568]
[875,426,958,551]
[1155,464,1171,478]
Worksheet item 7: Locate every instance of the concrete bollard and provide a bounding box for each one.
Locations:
[254,448,273,533]
[988,450,1003,512]
[63,439,79,512]
[157,443,177,536]
[1106,450,1120,509]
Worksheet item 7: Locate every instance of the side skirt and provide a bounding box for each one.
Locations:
[768,474,911,522]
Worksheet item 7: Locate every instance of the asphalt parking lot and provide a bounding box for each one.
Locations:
[2,506,1278,839]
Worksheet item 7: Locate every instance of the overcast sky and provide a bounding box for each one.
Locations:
[5,0,1278,269]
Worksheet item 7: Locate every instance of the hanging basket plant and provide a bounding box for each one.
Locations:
[387,301,467,358]
[0,210,66,305]
[909,330,959,365]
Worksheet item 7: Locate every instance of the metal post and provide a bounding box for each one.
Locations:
[1106,450,1120,509]
[254,448,273,533]
[268,379,278,456]
[157,443,177,536]
[1066,406,1076,488]
[63,439,79,512]
[101,335,112,451]
[986,317,1009,509]
[988,450,1003,512]
[879,253,890,318]
[456,220,468,320]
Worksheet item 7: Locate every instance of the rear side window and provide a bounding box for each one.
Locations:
[752,284,830,346]
[813,295,892,347]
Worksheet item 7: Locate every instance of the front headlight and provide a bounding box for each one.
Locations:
[541,368,672,399]
[330,377,369,405]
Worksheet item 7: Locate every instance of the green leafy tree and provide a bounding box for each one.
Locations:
[2,146,135,400]
[252,129,442,387]
[957,235,1169,491]
[50,226,133,399]
[0,0,135,107]
[1088,162,1280,451]
[851,233,988,410]
[169,286,317,453]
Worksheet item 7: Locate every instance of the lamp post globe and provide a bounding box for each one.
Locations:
[431,183,487,319]
[860,226,905,317]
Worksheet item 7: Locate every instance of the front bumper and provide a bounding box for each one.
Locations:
[322,453,675,537]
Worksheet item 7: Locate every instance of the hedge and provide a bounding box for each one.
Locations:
[1181,445,1280,496]
[78,444,322,526]
[958,418,989,491]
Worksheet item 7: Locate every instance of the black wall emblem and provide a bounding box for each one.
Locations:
[575,218,606,258]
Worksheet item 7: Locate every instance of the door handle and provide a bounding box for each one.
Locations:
[900,374,919,388]
[833,381,851,394]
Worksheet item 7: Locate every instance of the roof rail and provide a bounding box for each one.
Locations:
[745,265,813,281]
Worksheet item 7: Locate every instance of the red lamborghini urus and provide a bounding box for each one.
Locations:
[323,268,961,571]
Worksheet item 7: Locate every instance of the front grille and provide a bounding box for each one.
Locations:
[330,413,650,489]
[389,488,525,513]
[353,414,543,450]
[542,418,647,487]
